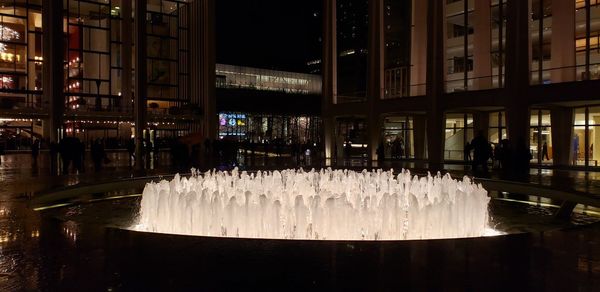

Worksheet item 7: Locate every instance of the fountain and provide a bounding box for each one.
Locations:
[133,168,493,240]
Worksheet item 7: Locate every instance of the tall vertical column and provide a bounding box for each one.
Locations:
[322,0,337,160]
[367,0,384,162]
[473,0,492,90]
[413,115,427,160]
[42,0,64,142]
[425,0,446,170]
[473,111,490,140]
[410,0,427,96]
[121,0,133,113]
[134,0,147,169]
[550,0,575,83]
[551,107,574,167]
[505,0,530,172]
[190,0,216,140]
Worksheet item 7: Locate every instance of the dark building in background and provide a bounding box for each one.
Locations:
[214,0,324,145]
[336,0,369,102]
[215,64,322,144]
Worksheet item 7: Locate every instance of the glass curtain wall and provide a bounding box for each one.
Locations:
[65,0,116,112]
[444,113,474,161]
[0,1,42,149]
[146,0,190,116]
[529,109,552,164]
[445,0,474,93]
[110,0,126,111]
[443,0,506,91]
[383,0,411,99]
[573,107,586,165]
[575,0,600,81]
[525,0,600,84]
[530,0,551,85]
[218,112,322,145]
[335,117,367,158]
[382,116,414,159]
[0,0,42,110]
[491,0,506,88]
[573,106,600,167]
[336,0,368,103]
[489,111,506,143]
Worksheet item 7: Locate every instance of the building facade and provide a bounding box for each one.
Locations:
[322,0,600,169]
[216,64,322,144]
[0,0,216,160]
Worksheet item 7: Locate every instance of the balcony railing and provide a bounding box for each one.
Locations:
[0,89,43,111]
[530,63,600,85]
[445,74,504,93]
[384,66,410,99]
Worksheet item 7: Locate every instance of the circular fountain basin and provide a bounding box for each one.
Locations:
[32,169,600,290]
[34,168,600,240]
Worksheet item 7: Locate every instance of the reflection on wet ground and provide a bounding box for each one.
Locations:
[1,152,600,290]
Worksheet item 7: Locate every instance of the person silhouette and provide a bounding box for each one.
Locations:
[470,131,490,173]
[541,142,549,161]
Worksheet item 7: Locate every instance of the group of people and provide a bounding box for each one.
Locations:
[48,137,109,174]
[465,131,533,177]
[390,137,405,159]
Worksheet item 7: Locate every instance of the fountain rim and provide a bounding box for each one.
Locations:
[108,225,520,244]
[30,168,600,243]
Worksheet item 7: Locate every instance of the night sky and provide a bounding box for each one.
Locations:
[215,0,322,73]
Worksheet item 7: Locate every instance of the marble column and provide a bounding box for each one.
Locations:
[322,0,337,159]
[551,107,574,167]
[410,0,427,96]
[42,0,64,142]
[473,0,492,90]
[425,0,446,170]
[189,0,217,140]
[121,0,132,113]
[504,0,530,150]
[367,0,384,162]
[473,111,490,140]
[413,115,427,160]
[550,0,576,83]
[134,0,147,169]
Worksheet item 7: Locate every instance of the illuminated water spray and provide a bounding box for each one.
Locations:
[133,168,495,240]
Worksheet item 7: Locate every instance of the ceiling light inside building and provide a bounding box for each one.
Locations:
[0,25,20,53]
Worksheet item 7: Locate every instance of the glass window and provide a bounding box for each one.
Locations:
[146,0,189,113]
[491,0,506,88]
[530,0,552,85]
[383,0,411,99]
[529,110,552,164]
[444,113,474,161]
[489,111,506,143]
[445,0,475,93]
[573,125,586,165]
[336,0,368,103]
[383,116,414,159]
[65,0,114,112]
[588,107,600,166]
[574,107,586,125]
[575,1,600,81]
[571,106,600,167]
[0,1,41,110]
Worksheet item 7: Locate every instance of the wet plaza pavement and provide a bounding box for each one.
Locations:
[1,152,600,290]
